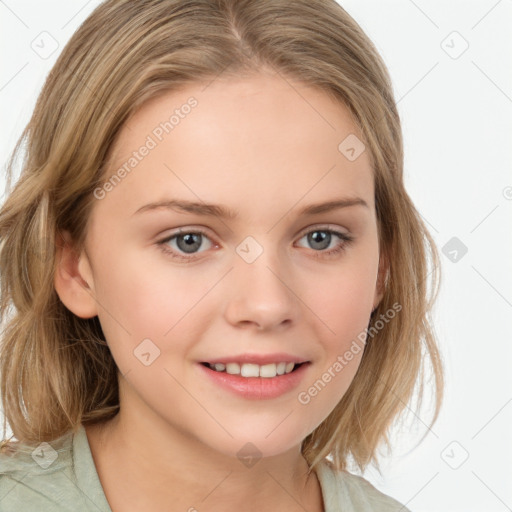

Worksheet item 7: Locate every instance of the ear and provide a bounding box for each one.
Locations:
[372,249,389,311]
[54,229,98,319]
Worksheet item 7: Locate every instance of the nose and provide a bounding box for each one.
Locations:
[223,245,299,331]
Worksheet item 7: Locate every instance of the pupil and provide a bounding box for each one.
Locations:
[178,233,201,253]
[309,231,329,250]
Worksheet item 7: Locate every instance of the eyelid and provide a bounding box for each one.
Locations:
[158,223,350,245]
[156,226,217,259]
[296,223,350,238]
[156,223,354,262]
[157,227,217,247]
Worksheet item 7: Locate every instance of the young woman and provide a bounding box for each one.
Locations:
[0,1,443,510]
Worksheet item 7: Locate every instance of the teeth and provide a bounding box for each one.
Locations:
[285,362,294,374]
[276,362,286,375]
[208,361,299,378]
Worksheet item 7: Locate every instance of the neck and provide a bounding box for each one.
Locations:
[86,407,324,512]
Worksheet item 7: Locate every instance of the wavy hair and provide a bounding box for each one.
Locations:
[0,0,443,473]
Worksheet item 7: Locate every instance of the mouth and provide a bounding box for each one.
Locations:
[197,360,311,400]
[200,361,308,378]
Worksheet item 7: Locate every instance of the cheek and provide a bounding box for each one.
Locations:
[306,251,378,339]
[296,247,377,412]
[295,268,372,432]
[90,248,216,366]
[93,245,198,326]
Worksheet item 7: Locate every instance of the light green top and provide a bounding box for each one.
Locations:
[0,424,409,511]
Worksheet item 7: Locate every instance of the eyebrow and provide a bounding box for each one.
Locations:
[132,197,368,219]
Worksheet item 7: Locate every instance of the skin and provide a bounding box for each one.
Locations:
[55,68,387,512]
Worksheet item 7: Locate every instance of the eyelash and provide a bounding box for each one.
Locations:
[156,226,354,262]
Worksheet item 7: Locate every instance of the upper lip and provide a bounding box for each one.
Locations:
[201,353,310,365]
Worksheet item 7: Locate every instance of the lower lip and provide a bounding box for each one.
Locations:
[197,362,311,400]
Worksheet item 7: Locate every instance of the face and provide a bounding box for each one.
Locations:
[59,70,384,460]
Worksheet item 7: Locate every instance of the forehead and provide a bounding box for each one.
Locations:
[97,71,374,223]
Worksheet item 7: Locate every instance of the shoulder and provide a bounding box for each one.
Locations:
[0,428,84,511]
[315,459,410,512]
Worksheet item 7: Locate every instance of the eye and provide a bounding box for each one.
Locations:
[296,226,354,259]
[157,228,215,261]
[156,225,354,262]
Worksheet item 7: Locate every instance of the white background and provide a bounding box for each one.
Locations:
[1,1,511,511]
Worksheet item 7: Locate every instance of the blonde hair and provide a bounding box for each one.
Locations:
[0,0,443,472]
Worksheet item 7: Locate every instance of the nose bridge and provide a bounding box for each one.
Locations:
[223,234,298,328]
[236,233,291,296]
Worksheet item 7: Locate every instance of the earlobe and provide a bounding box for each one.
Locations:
[54,229,98,319]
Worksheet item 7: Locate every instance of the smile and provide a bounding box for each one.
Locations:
[198,361,311,400]
[201,362,304,378]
